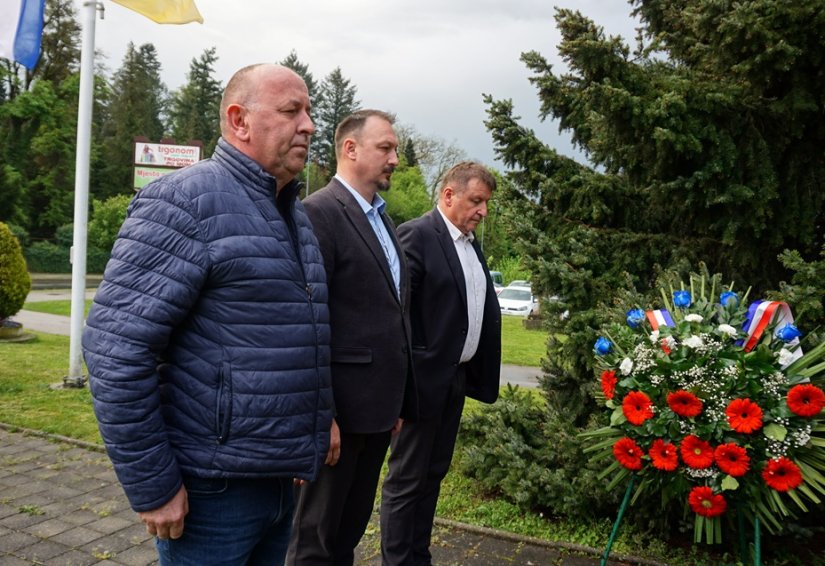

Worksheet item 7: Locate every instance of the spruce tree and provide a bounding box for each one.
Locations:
[98,43,168,198]
[169,47,222,155]
[315,67,360,174]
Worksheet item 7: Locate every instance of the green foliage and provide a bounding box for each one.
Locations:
[98,42,168,198]
[54,223,73,248]
[776,245,825,334]
[383,162,431,225]
[24,241,69,273]
[457,385,618,519]
[88,194,132,253]
[484,0,825,423]
[168,47,222,155]
[0,222,31,319]
[492,256,529,287]
[5,223,28,247]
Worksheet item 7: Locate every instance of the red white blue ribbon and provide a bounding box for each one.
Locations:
[646,309,674,330]
[742,300,802,363]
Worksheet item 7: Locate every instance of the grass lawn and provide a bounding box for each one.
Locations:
[0,333,100,443]
[18,299,550,367]
[500,315,546,366]
[22,299,93,317]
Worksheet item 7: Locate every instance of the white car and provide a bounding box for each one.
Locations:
[497,286,537,317]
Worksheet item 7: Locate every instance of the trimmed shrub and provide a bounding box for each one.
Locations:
[6,223,29,248]
[25,241,70,273]
[0,222,32,320]
[55,224,74,248]
[88,194,132,254]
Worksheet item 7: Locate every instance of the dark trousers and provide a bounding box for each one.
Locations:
[287,430,392,566]
[380,368,466,566]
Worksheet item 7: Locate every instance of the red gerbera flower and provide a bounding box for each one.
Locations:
[725,398,763,433]
[622,391,654,426]
[680,435,714,469]
[600,370,617,400]
[688,486,727,518]
[762,457,803,492]
[714,443,750,477]
[649,439,678,471]
[787,384,825,418]
[613,437,643,471]
[667,390,703,418]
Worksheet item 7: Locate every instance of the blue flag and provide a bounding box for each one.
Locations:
[0,0,46,71]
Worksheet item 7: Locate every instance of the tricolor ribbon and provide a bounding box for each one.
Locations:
[742,300,803,364]
[646,309,674,330]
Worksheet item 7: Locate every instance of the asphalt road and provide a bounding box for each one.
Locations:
[16,286,541,389]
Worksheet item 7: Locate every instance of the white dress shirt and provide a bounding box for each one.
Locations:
[437,206,487,363]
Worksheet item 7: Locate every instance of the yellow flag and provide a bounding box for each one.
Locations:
[110,0,203,24]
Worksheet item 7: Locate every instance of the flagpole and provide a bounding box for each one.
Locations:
[63,0,100,388]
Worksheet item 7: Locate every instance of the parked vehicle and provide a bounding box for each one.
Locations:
[489,270,504,295]
[497,286,538,317]
[507,280,531,290]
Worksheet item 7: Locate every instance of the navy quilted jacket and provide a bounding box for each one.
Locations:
[83,138,333,512]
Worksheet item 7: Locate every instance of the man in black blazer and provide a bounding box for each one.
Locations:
[380,162,501,565]
[287,109,417,565]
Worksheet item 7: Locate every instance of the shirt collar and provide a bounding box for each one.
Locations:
[336,174,386,215]
[436,205,473,243]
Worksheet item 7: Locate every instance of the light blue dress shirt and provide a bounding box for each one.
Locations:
[336,175,401,297]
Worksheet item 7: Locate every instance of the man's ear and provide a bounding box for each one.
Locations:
[442,186,454,206]
[226,104,250,141]
[342,138,357,160]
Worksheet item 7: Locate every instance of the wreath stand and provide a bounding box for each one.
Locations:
[600,477,762,566]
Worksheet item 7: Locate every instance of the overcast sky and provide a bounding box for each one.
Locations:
[82,0,639,169]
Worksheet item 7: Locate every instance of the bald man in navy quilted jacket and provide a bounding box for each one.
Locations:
[83,64,334,566]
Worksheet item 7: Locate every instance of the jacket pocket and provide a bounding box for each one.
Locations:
[331,347,373,364]
[215,362,233,444]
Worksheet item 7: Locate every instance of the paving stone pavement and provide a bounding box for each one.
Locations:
[0,427,646,565]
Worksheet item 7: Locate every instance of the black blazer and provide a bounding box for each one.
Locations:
[303,179,418,434]
[397,208,501,420]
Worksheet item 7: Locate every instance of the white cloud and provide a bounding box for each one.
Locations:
[82,0,638,167]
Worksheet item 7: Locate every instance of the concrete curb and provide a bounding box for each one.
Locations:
[433,517,671,566]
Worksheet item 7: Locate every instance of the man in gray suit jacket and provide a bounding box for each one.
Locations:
[381,162,501,566]
[287,109,418,565]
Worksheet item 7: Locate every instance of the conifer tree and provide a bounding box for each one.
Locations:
[169,47,222,155]
[98,43,167,198]
[485,1,825,422]
[314,67,360,174]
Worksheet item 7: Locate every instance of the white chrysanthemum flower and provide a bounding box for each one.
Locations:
[620,357,634,376]
[717,324,738,337]
[684,314,703,323]
[778,348,795,367]
[683,335,704,349]
[649,330,660,343]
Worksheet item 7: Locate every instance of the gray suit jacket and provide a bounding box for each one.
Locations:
[302,179,418,433]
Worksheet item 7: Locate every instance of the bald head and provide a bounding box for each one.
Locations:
[220,64,304,135]
[219,64,315,189]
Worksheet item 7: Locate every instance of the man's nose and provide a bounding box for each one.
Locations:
[300,110,315,135]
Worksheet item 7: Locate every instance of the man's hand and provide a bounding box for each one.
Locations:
[138,485,188,540]
[391,418,404,436]
[326,418,341,466]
